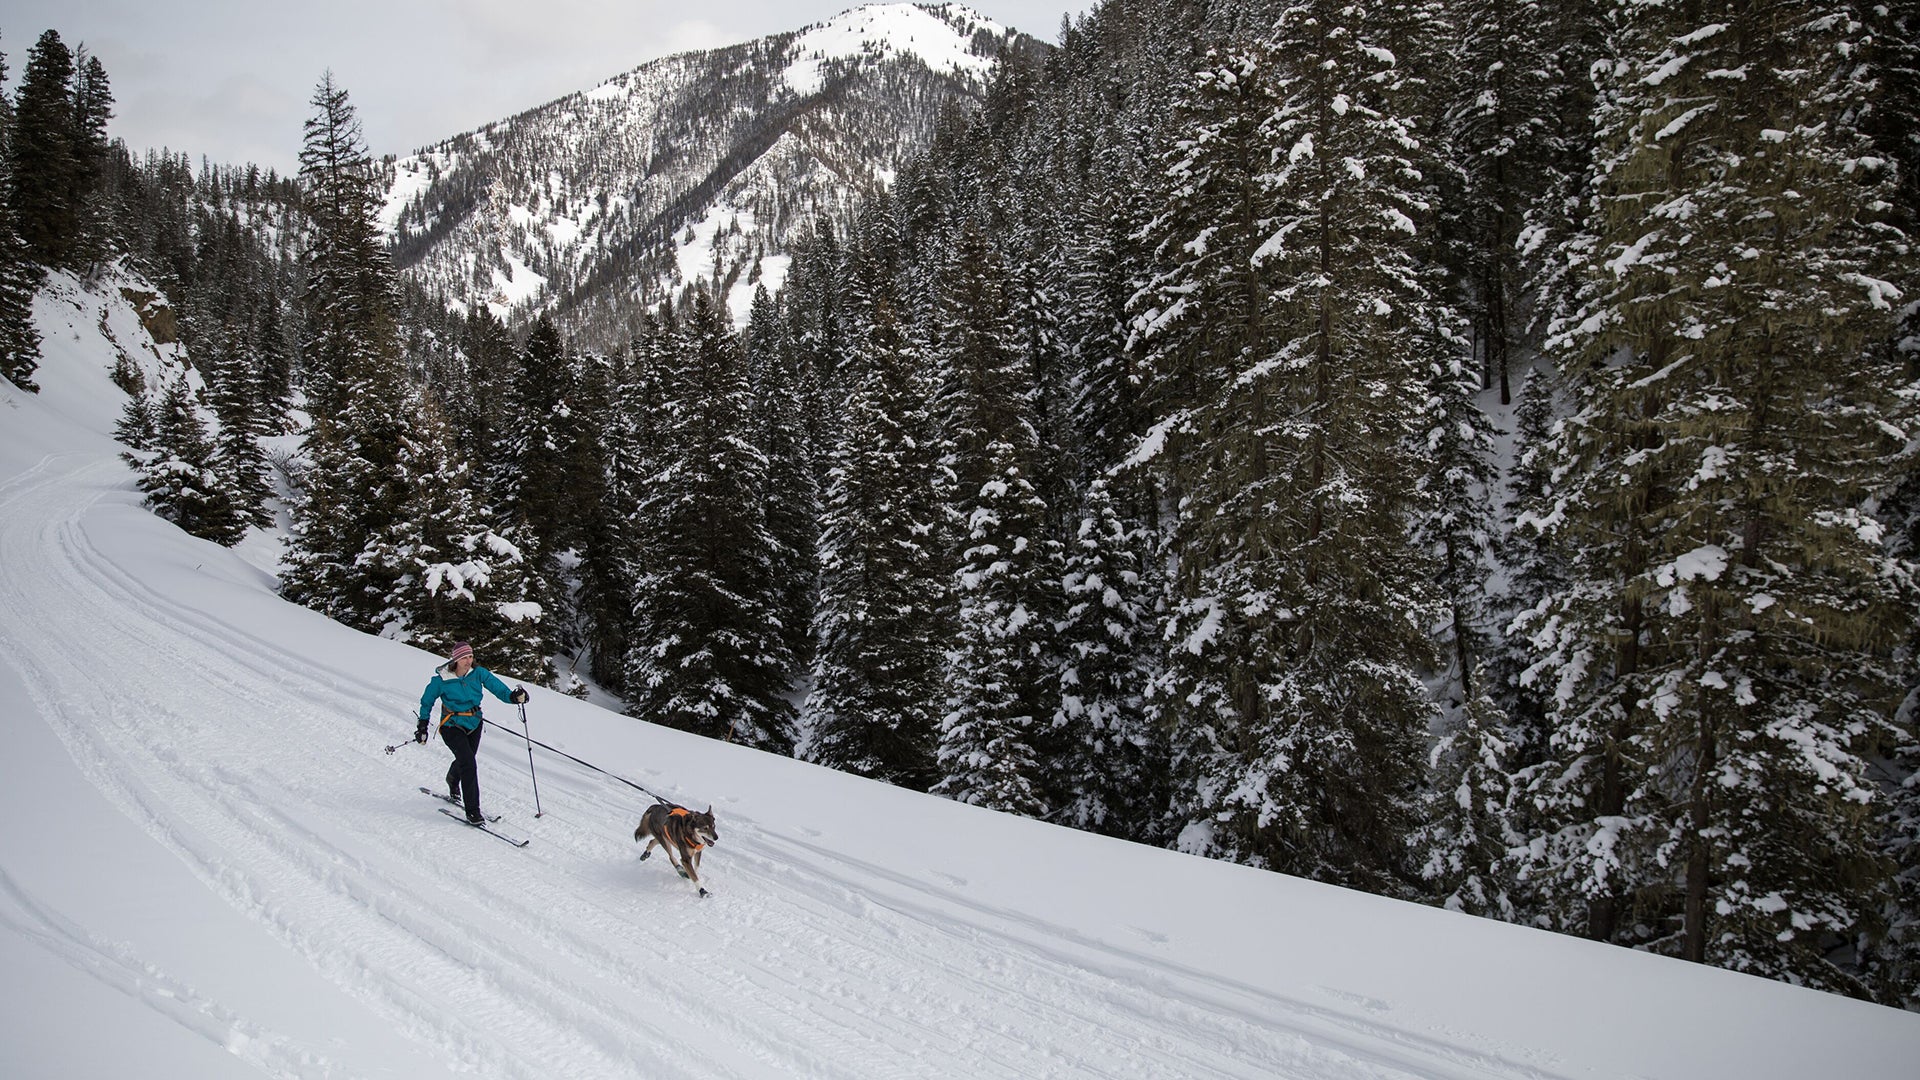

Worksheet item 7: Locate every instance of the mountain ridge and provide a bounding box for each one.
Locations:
[380,2,1045,347]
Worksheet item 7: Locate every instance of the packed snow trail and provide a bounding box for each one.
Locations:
[4,285,1917,1079]
[0,457,1547,1079]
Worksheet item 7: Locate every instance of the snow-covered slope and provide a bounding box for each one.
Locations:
[3,278,1917,1077]
[383,3,1034,345]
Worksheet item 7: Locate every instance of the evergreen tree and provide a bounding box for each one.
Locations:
[9,30,77,269]
[372,393,553,681]
[281,74,412,630]
[745,286,820,679]
[1051,479,1168,841]
[1130,9,1444,892]
[294,71,397,418]
[0,139,41,391]
[1413,341,1501,711]
[505,315,578,545]
[581,318,667,695]
[1409,669,1523,919]
[626,291,795,751]
[203,340,274,529]
[125,377,245,545]
[67,49,114,272]
[803,210,946,789]
[1514,0,1913,993]
[1442,0,1565,404]
[930,226,1056,817]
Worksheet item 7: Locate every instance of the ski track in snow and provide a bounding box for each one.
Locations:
[0,454,1572,1080]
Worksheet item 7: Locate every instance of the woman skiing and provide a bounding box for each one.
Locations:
[416,642,527,824]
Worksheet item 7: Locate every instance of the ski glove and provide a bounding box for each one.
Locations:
[415,719,429,743]
[510,687,529,704]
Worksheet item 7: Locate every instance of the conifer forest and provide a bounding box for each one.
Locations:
[3,0,1919,1008]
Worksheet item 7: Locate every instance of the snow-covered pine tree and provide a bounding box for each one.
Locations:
[114,386,156,450]
[1130,6,1444,893]
[1514,0,1913,993]
[294,71,398,421]
[8,30,77,271]
[67,50,115,274]
[1052,478,1168,841]
[371,392,552,682]
[505,316,582,554]
[1409,665,1523,919]
[803,206,947,789]
[930,225,1056,817]
[454,306,521,508]
[745,285,820,679]
[1412,316,1501,712]
[202,340,274,529]
[281,74,413,630]
[0,39,42,391]
[0,147,40,391]
[579,315,670,695]
[625,289,795,751]
[1442,0,1566,405]
[1486,364,1565,766]
[126,377,246,546]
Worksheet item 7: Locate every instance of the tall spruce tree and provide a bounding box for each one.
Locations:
[1514,0,1913,994]
[803,208,946,789]
[1130,8,1444,892]
[293,71,397,419]
[371,393,552,681]
[125,377,246,546]
[281,74,413,630]
[9,30,76,270]
[0,54,41,392]
[625,290,795,751]
[744,286,819,677]
[929,225,1056,817]
[203,340,274,529]
[67,49,114,272]
[1051,479,1168,841]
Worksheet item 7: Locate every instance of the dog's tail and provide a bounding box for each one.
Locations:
[633,821,647,842]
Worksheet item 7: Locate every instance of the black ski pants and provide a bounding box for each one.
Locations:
[441,722,483,819]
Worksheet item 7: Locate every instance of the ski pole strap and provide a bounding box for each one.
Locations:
[479,716,672,805]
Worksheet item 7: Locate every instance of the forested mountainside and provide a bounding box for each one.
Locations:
[381,3,1043,350]
[4,0,1919,1010]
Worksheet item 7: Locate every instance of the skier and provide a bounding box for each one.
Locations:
[416,642,528,824]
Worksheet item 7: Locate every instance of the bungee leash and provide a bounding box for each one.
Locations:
[479,714,674,808]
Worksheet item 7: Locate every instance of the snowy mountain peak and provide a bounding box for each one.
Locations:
[785,3,1008,94]
[383,3,1040,349]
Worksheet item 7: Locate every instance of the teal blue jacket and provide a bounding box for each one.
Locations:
[418,663,516,732]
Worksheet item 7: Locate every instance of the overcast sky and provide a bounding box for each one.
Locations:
[1,2,1093,174]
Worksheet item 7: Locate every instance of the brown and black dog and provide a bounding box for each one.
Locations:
[634,803,719,897]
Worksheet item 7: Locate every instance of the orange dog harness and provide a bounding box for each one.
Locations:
[670,807,705,851]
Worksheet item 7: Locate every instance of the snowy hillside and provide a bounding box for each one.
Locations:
[382,3,1033,345]
[3,276,1917,1077]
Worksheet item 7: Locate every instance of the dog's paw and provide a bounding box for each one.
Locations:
[638,850,651,861]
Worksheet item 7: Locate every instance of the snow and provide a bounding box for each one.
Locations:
[4,276,1920,1077]
[783,4,1002,97]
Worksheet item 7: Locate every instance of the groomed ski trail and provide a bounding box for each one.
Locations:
[0,452,1590,1079]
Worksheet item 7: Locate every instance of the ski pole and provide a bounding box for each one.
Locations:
[519,701,544,818]
[385,721,423,755]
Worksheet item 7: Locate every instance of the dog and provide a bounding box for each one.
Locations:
[634,802,719,897]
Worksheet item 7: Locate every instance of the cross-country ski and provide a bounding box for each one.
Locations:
[437,807,529,847]
[419,786,499,821]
